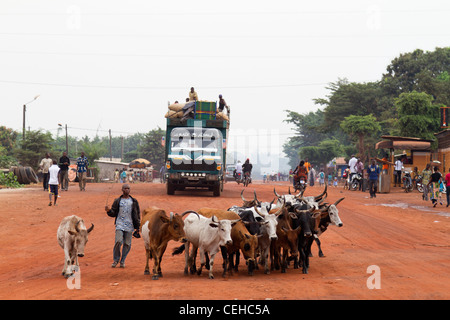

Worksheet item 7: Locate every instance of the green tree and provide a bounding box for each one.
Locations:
[0,126,19,154]
[395,91,440,142]
[340,114,381,163]
[138,127,166,168]
[299,139,344,166]
[14,130,54,170]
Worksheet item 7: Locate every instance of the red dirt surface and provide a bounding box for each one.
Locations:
[0,181,449,300]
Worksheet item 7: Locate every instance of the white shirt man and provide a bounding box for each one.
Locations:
[394,158,404,187]
[48,160,60,206]
[235,162,243,174]
[394,159,403,171]
[348,156,358,174]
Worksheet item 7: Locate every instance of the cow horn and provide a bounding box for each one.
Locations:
[274,201,285,216]
[241,190,248,202]
[231,218,241,225]
[75,220,81,233]
[314,185,327,201]
[253,205,265,217]
[295,206,315,214]
[253,191,261,206]
[180,210,200,219]
[333,197,345,206]
[288,187,291,195]
[87,223,94,233]
[273,188,281,198]
[211,215,218,223]
[170,212,174,222]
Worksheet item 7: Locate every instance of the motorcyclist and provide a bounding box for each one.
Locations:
[292,160,308,189]
[242,158,253,182]
[235,160,243,182]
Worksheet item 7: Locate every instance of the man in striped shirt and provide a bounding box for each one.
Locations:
[76,152,89,191]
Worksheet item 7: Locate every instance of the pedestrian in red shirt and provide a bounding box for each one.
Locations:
[445,168,450,207]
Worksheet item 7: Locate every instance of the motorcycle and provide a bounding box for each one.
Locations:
[350,173,362,191]
[402,170,413,193]
[294,176,307,192]
[414,174,424,193]
[235,172,242,185]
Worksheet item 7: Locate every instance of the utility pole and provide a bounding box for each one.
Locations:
[65,124,69,154]
[22,95,40,145]
[121,136,124,161]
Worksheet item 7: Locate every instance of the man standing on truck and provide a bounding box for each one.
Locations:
[218,94,230,113]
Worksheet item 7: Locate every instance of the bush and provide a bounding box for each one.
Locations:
[0,172,22,188]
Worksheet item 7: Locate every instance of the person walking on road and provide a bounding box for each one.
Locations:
[76,151,89,191]
[58,151,70,191]
[48,159,60,206]
[421,163,432,201]
[105,184,141,268]
[39,152,53,191]
[445,167,450,207]
[368,159,380,198]
[428,166,443,207]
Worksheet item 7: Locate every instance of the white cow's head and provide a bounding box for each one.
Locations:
[68,220,94,257]
[210,216,240,246]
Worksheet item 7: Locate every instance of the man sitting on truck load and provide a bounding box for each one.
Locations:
[242,158,253,182]
[189,87,198,101]
[218,94,230,114]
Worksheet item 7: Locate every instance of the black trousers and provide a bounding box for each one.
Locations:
[42,172,49,190]
[394,170,402,185]
[368,179,377,197]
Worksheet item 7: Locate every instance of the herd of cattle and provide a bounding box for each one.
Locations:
[57,185,344,280]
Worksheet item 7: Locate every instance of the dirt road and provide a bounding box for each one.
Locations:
[0,181,449,300]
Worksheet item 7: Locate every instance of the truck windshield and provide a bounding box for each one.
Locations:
[169,127,223,164]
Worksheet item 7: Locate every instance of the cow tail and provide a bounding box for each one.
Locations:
[172,244,185,256]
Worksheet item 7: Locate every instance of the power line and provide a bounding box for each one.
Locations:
[1,32,449,39]
[1,9,449,16]
[0,79,332,90]
[0,50,393,59]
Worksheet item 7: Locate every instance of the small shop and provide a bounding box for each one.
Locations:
[375,135,433,192]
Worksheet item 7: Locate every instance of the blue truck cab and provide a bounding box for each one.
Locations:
[164,117,229,196]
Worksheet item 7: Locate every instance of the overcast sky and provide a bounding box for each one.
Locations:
[1,0,449,166]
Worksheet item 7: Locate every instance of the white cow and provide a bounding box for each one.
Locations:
[57,215,94,278]
[173,213,239,279]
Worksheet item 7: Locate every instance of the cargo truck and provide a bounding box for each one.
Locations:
[164,101,229,196]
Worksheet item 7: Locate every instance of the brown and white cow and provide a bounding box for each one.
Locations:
[57,215,94,278]
[198,208,259,276]
[140,207,197,280]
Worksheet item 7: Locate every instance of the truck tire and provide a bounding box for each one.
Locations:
[25,167,39,183]
[213,183,221,197]
[167,181,175,195]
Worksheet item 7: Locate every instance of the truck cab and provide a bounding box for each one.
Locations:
[165,118,228,196]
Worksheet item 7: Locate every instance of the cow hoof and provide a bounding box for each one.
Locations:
[264,270,270,275]
[144,270,150,275]
[209,275,214,279]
